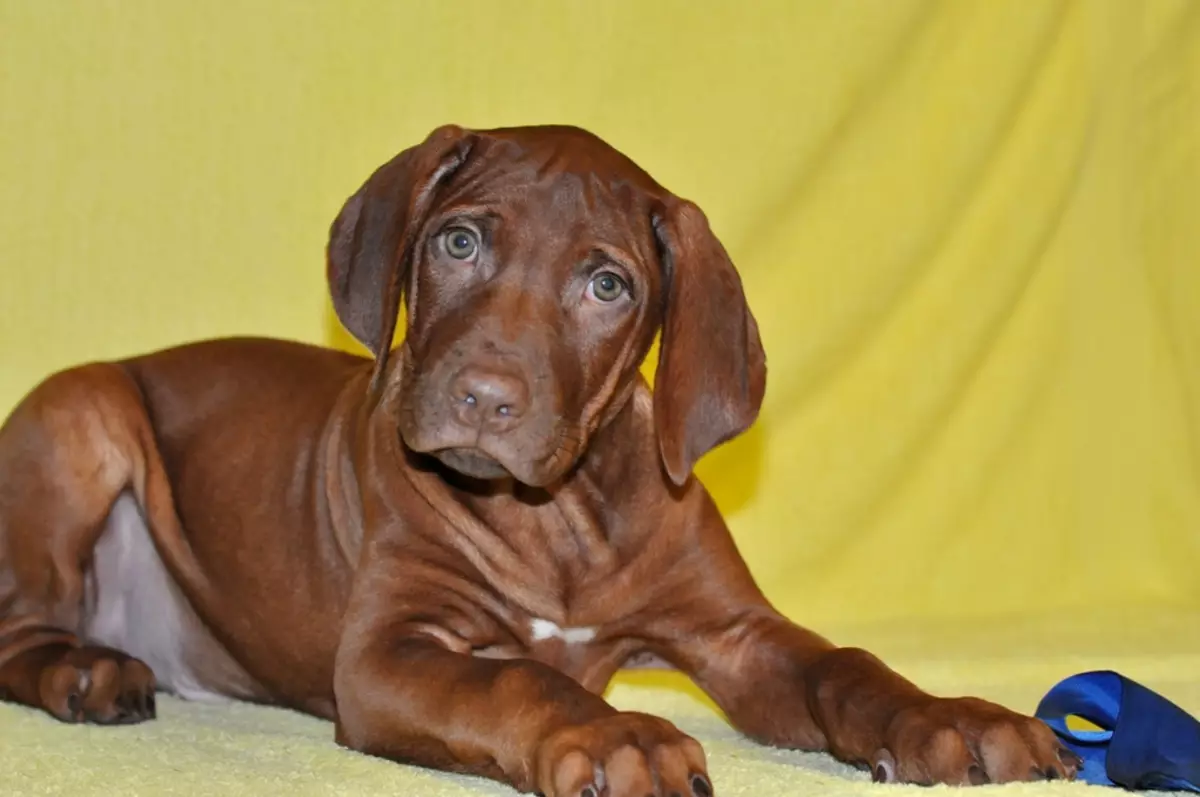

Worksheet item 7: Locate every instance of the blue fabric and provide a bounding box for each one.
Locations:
[1036,670,1200,792]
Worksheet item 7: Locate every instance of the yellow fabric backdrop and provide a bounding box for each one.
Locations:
[2,0,1199,675]
[2,2,1200,795]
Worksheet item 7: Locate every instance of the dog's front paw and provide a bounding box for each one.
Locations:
[535,712,712,797]
[872,697,1082,785]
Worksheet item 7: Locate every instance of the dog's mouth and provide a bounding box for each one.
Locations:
[432,447,513,481]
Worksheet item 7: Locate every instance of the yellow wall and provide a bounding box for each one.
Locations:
[2,1,1197,630]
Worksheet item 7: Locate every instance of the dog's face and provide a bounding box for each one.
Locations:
[394,131,666,486]
[327,125,766,488]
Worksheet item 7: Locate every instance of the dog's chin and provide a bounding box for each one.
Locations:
[432,448,514,482]
[398,422,580,488]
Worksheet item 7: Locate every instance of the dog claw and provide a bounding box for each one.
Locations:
[1058,746,1083,769]
[872,750,897,784]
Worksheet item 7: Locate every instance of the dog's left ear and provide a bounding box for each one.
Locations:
[327,124,474,381]
[652,199,767,486]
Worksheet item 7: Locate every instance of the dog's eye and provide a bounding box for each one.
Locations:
[587,271,628,303]
[442,227,479,261]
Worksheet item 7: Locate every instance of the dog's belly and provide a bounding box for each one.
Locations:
[82,492,265,703]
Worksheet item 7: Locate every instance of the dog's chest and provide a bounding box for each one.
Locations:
[442,476,656,682]
[467,615,597,663]
[528,617,598,644]
[451,479,629,608]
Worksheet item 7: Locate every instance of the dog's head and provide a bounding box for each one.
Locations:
[328,124,765,488]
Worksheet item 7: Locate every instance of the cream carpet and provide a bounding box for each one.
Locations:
[2,609,1196,796]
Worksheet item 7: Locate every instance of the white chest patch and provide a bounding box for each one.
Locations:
[529,618,597,644]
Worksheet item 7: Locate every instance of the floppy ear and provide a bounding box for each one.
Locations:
[326,124,474,378]
[652,199,767,486]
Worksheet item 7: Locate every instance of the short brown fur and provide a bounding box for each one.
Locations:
[0,125,1078,795]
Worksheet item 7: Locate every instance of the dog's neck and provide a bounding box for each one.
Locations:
[350,379,668,624]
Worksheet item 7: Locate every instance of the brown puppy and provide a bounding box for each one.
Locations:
[0,125,1077,795]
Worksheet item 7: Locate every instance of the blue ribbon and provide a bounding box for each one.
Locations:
[1035,670,1200,792]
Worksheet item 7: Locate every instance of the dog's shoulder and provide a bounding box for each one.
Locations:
[117,336,372,431]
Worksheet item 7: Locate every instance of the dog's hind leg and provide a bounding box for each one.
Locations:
[0,363,161,724]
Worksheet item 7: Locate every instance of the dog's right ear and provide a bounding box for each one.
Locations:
[327,124,474,376]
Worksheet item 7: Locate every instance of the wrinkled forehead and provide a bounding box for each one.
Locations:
[435,127,665,252]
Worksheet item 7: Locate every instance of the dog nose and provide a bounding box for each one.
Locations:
[449,366,529,432]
